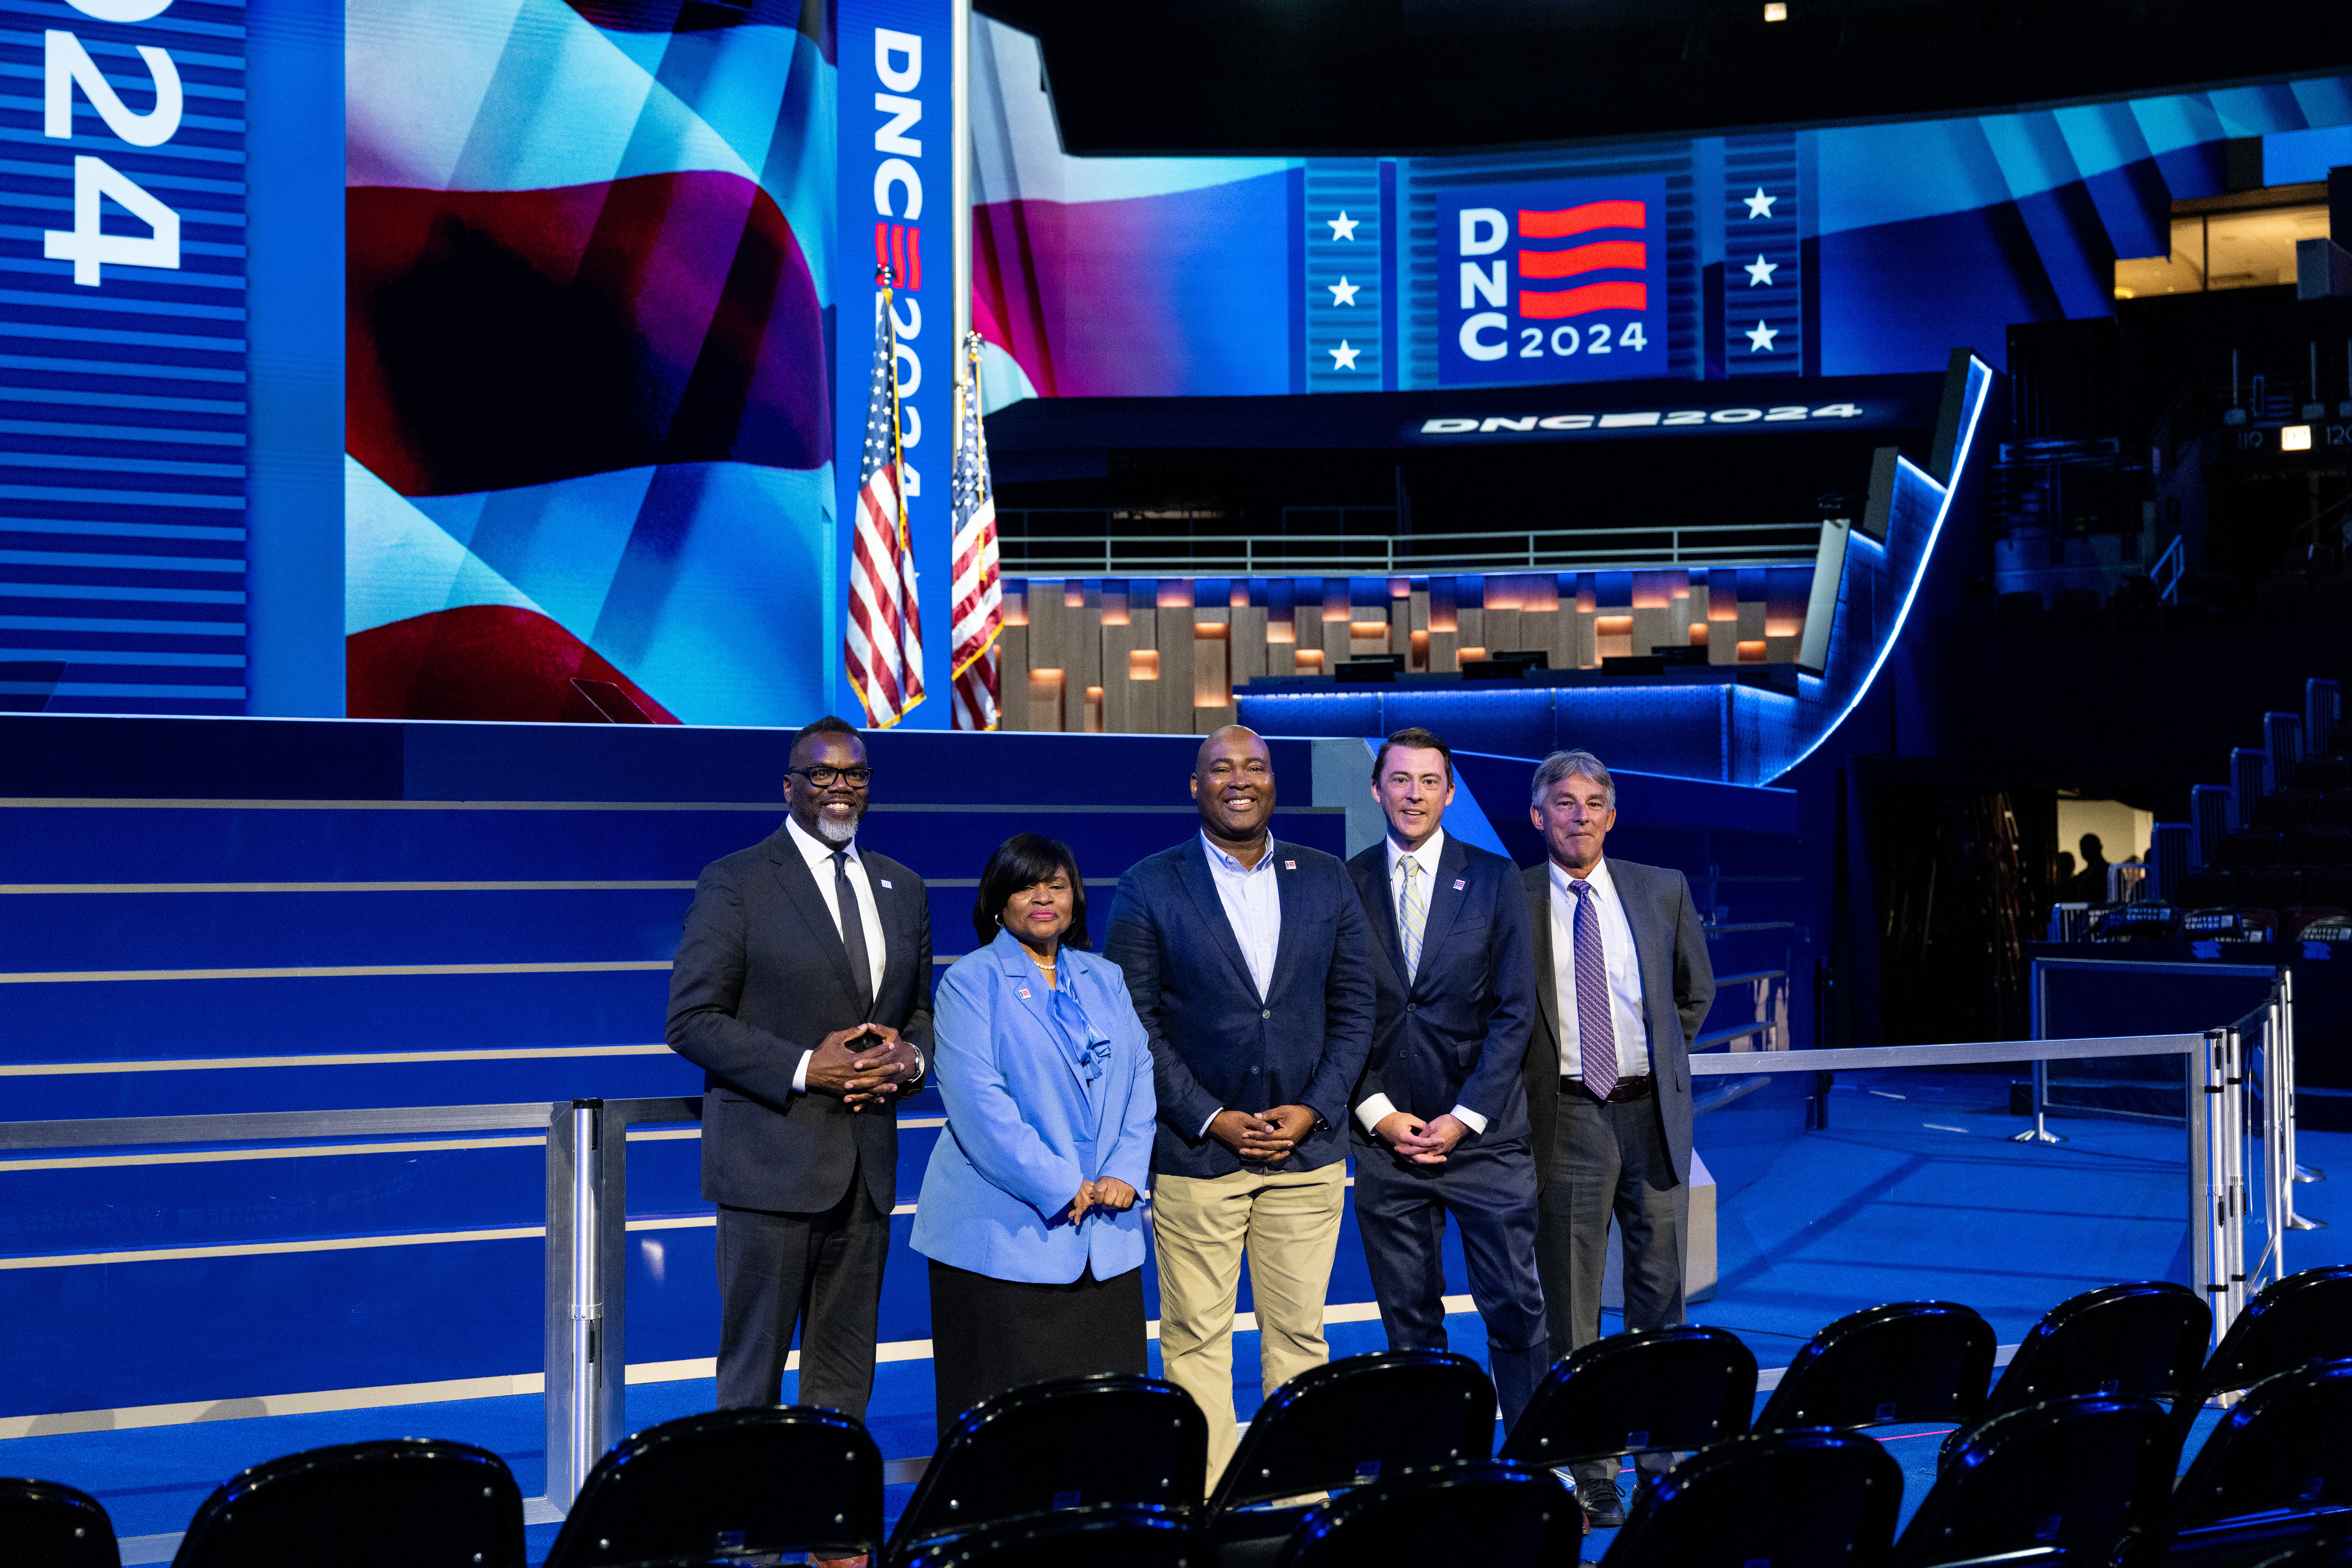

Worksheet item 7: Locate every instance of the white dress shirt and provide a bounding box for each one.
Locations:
[785,814,888,1093]
[1354,828,1489,1138]
[1548,857,1650,1082]
[1199,831,1284,1133]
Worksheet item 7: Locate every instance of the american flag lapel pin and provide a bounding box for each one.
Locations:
[1284,860,1296,870]
[1017,986,1031,999]
[879,878,894,889]
[1454,878,1467,891]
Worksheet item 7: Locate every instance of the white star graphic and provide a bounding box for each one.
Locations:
[1330,340,1361,370]
[1743,187,1778,219]
[1746,319,1780,352]
[1328,276,1360,306]
[1744,253,1779,287]
[1327,211,1359,241]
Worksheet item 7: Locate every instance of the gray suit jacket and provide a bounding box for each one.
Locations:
[666,823,932,1213]
[1520,857,1715,1185]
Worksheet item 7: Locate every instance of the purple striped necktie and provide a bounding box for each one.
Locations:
[1569,879,1617,1098]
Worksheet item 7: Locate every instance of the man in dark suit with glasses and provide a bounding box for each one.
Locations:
[667,715,930,1460]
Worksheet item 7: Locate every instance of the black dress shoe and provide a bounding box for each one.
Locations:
[1577,1475,1627,1529]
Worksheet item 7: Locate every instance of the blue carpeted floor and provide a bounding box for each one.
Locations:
[10,1069,2343,1562]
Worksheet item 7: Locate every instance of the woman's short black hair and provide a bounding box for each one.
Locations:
[972,833,1089,950]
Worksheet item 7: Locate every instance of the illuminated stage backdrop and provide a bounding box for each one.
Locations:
[970,25,2352,406]
[342,0,839,727]
[0,0,249,716]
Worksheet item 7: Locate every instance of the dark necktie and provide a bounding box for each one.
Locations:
[832,849,874,1018]
[1570,879,1617,1099]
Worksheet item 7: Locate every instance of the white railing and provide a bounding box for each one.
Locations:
[995,519,1824,578]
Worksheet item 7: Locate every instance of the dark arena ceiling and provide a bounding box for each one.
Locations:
[974,0,2352,155]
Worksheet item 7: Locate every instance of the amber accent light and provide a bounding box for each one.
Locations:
[1689,623,1709,646]
[1295,649,1326,672]
[1029,669,1065,730]
[1455,646,1487,665]
[1736,640,1768,663]
[1409,629,1430,669]
[1129,649,1160,679]
[1349,621,1390,646]
[1083,685,1104,733]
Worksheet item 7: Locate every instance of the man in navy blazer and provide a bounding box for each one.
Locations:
[1345,727,1550,1433]
[1106,724,1377,1480]
[667,716,930,1440]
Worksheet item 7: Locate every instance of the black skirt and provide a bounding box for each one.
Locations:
[928,1258,1149,1436]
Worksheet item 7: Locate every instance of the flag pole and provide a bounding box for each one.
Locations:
[951,0,972,358]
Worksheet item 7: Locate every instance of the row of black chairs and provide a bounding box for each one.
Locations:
[9,1265,2349,1568]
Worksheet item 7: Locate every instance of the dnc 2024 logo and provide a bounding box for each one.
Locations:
[1438,175,1667,388]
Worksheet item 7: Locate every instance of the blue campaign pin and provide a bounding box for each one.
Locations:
[1454,878,1467,890]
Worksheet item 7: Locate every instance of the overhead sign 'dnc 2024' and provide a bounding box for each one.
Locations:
[1438,175,1667,389]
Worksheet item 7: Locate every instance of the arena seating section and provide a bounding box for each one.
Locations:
[6,1266,2348,1568]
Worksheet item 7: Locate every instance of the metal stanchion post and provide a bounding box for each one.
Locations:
[2193,1029,2227,1346]
[2221,1029,2247,1330]
[568,1101,602,1502]
[2010,1056,2066,1144]
[543,1098,605,1511]
[2280,970,2327,1226]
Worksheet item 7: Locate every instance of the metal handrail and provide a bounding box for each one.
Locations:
[2153,533,2186,603]
[1689,1028,2234,1338]
[0,1018,2282,1526]
[994,520,1824,577]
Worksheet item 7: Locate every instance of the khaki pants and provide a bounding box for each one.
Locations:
[1151,1161,1348,1487]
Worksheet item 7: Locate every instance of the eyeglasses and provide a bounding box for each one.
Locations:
[790,765,873,788]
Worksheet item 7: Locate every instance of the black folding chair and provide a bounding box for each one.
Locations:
[2185,1266,2352,1419]
[543,1406,882,1568]
[0,1477,120,1568]
[1276,1461,1577,1568]
[1945,1282,2210,1462]
[1500,1325,1756,1474]
[2140,1356,2352,1568]
[895,1504,1213,1567]
[1894,1394,2181,1568]
[1600,1428,1904,1568]
[1755,1300,1996,1433]
[171,1438,524,1568]
[883,1374,1205,1566]
[1207,1351,1494,1566]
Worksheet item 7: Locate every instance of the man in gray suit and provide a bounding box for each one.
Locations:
[667,715,930,1448]
[1522,748,1714,1527]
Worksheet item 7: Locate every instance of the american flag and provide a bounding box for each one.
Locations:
[845,272,924,728]
[948,333,1002,731]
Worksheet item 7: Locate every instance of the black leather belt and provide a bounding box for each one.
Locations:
[1564,1075,1653,1105]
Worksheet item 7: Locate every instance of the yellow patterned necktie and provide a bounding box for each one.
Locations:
[1398,855,1427,983]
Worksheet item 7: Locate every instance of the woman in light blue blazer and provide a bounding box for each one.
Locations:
[912,832,1158,1433]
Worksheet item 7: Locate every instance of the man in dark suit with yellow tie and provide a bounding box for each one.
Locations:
[667,716,930,1442]
[1344,727,1550,1434]
[1523,747,1714,1527]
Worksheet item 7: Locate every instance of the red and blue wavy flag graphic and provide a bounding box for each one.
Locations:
[344,0,835,725]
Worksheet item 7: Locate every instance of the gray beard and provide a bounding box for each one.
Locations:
[811,812,858,846]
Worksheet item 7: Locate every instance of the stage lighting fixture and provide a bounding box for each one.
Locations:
[2282,424,2312,451]
[1763,1,1787,17]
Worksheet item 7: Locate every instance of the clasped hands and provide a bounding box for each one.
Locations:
[1374,1111,1469,1165]
[1209,1104,1318,1164]
[805,1025,919,1111]
[1064,1176,1138,1226]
